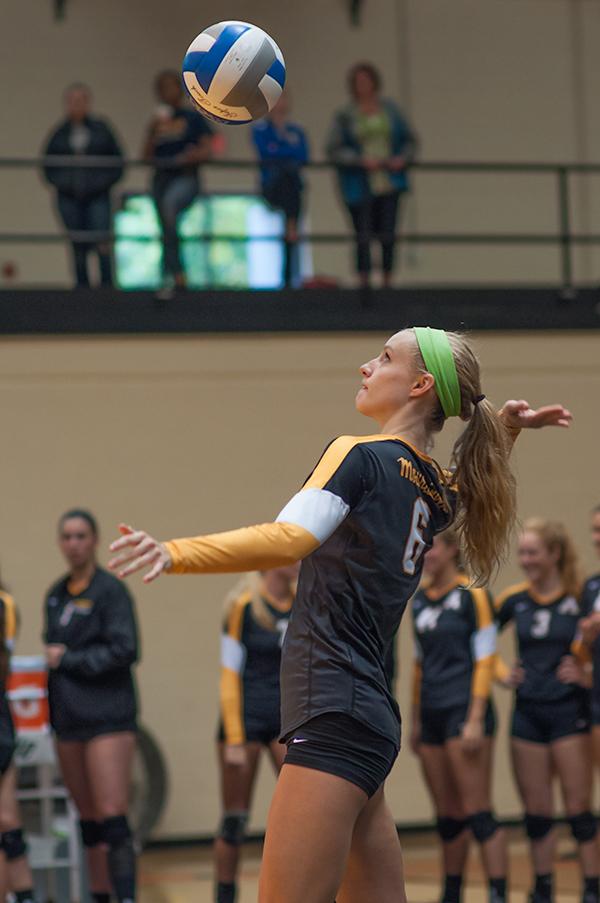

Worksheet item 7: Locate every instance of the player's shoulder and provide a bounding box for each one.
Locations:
[46,574,68,600]
[583,573,600,595]
[495,581,529,609]
[0,591,15,613]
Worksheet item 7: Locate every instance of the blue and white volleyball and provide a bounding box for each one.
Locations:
[182,21,286,125]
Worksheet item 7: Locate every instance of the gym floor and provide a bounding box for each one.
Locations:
[139,827,583,902]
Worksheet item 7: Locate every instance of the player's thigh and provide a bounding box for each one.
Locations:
[418,743,464,817]
[446,736,494,813]
[337,786,406,903]
[85,731,136,816]
[217,741,262,811]
[510,738,554,813]
[592,726,600,771]
[55,740,96,817]
[258,763,366,903]
[552,732,593,813]
[267,739,287,773]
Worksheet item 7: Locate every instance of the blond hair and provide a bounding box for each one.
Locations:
[411,329,517,585]
[223,572,281,632]
[522,517,582,597]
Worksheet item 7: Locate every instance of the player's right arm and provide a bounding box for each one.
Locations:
[109,437,370,583]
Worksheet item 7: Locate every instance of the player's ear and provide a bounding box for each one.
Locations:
[409,371,435,399]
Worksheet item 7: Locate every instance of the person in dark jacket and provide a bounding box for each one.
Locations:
[251,92,309,287]
[44,509,139,903]
[326,62,416,289]
[143,70,213,298]
[42,84,123,288]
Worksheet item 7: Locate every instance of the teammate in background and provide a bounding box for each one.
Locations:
[44,510,139,903]
[496,519,597,903]
[215,566,298,903]
[410,529,506,903]
[0,579,36,903]
[579,505,600,765]
[109,327,571,903]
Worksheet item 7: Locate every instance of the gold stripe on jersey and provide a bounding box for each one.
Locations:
[493,655,511,684]
[166,522,319,575]
[470,587,495,699]
[0,592,17,646]
[303,434,433,492]
[494,581,529,611]
[220,594,251,746]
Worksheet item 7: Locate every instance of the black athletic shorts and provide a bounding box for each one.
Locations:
[217,716,280,746]
[512,696,590,744]
[0,742,15,775]
[591,697,600,727]
[54,722,137,743]
[420,701,496,746]
[283,712,398,799]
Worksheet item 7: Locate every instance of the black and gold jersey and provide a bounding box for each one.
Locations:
[220,590,291,745]
[278,436,455,748]
[165,434,456,750]
[496,582,585,704]
[412,578,496,710]
[581,573,600,705]
[0,591,17,739]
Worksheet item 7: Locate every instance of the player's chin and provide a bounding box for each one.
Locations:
[355,387,373,415]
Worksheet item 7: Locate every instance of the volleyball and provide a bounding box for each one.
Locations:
[182,21,286,126]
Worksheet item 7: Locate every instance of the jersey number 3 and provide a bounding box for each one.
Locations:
[531,609,552,638]
[403,498,432,576]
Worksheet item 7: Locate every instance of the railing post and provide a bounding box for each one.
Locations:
[557,166,574,295]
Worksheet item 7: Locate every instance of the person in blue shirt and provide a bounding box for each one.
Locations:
[143,71,213,298]
[251,93,309,287]
[326,62,416,289]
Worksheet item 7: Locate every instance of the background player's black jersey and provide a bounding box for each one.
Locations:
[581,573,600,706]
[0,592,17,743]
[220,589,291,745]
[279,435,456,748]
[496,582,584,704]
[412,579,496,709]
[44,567,139,737]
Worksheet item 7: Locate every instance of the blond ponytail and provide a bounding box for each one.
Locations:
[412,330,517,584]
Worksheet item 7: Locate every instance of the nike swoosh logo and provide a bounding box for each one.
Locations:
[291,737,307,744]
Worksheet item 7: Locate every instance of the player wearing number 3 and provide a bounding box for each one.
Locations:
[109,328,571,903]
[495,520,597,903]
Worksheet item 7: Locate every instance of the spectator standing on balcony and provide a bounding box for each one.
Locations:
[326,63,416,289]
[251,92,309,287]
[42,84,123,288]
[143,70,213,299]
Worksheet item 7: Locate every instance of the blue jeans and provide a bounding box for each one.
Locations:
[153,175,198,279]
[57,192,113,287]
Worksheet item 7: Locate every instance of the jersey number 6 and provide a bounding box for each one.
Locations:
[403,498,432,576]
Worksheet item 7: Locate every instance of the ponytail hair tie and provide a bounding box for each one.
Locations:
[472,394,486,405]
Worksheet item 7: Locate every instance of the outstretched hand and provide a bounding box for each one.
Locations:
[499,399,572,431]
[108,524,172,583]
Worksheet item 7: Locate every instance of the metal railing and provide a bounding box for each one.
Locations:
[1,155,598,290]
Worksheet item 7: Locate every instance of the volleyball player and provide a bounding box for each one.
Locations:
[496,519,597,903]
[215,566,297,903]
[410,529,506,903]
[0,580,36,903]
[579,505,600,766]
[44,510,139,903]
[109,327,571,903]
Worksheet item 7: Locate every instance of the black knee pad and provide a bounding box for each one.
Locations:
[468,810,499,843]
[101,815,132,848]
[80,819,103,848]
[219,811,248,847]
[1,828,27,861]
[437,816,468,841]
[568,811,597,843]
[525,813,554,840]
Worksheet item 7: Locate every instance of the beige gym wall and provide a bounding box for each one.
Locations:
[0,330,597,838]
[3,0,600,285]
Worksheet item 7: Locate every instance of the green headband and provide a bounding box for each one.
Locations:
[413,327,461,418]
